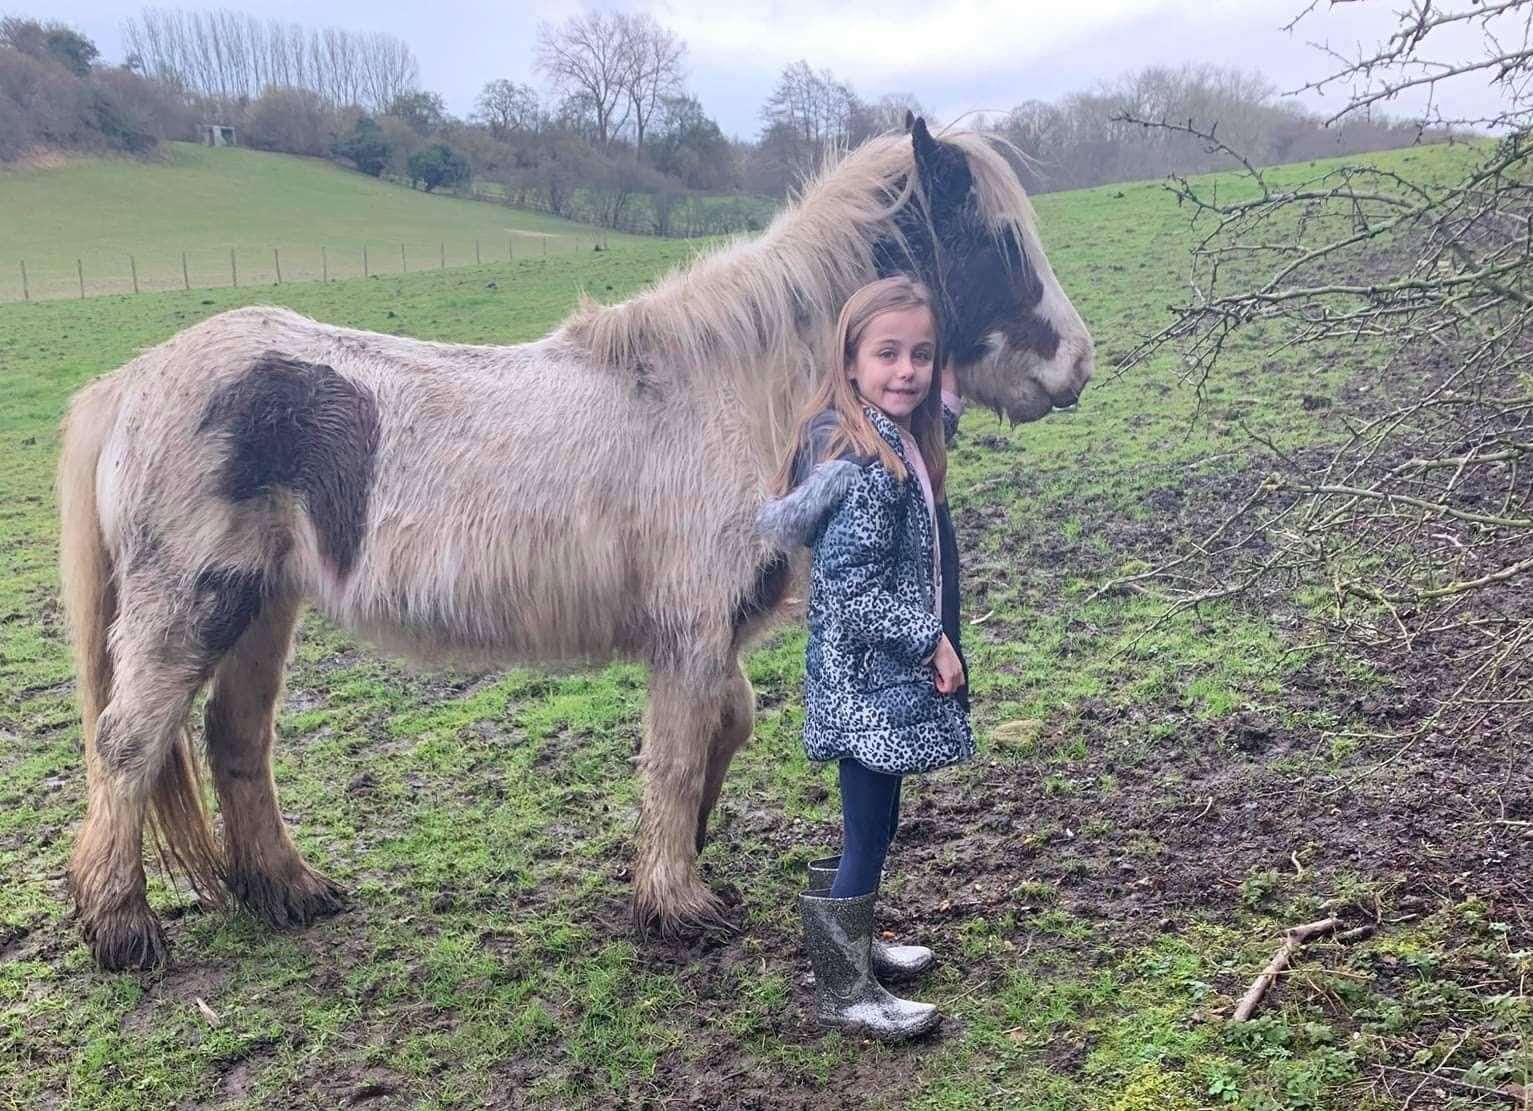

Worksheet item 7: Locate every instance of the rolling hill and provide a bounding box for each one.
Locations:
[0,142,645,300]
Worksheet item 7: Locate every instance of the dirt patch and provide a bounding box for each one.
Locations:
[121,959,230,1037]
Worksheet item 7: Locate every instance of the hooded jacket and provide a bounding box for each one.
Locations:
[757,402,974,776]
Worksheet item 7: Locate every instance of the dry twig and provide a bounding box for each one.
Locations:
[1231,917,1341,1021]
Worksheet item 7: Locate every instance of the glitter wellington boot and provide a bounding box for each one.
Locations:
[808,855,935,982]
[799,889,940,1042]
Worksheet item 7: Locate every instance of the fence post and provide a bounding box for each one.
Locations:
[322,245,328,283]
[230,248,238,288]
[181,252,189,290]
[542,237,547,260]
[363,244,369,278]
[77,258,84,299]
[129,254,139,295]
[274,248,282,284]
[19,260,27,302]
[475,239,481,265]
[401,243,407,273]
[439,242,445,269]
[508,237,513,262]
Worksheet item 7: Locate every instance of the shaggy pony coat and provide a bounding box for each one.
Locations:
[57,119,1093,970]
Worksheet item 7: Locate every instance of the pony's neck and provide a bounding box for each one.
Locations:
[561,139,914,404]
[559,138,916,476]
[563,218,876,389]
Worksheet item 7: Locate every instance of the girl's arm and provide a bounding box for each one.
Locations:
[817,465,944,665]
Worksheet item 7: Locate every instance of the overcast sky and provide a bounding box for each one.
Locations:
[32,0,1515,137]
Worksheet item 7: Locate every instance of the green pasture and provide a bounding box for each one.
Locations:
[1,140,1527,1109]
[0,142,645,301]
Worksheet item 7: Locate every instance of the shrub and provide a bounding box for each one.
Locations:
[406,142,469,192]
[332,115,392,177]
[244,86,339,158]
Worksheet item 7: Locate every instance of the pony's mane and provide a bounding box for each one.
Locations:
[562,130,1040,390]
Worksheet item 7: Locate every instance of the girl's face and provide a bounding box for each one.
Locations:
[847,306,937,430]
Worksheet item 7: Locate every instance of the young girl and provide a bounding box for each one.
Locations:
[757,275,973,1042]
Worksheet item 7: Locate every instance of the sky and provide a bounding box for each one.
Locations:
[32,0,1520,138]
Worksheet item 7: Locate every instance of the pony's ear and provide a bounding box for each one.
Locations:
[912,116,939,167]
[911,116,972,215]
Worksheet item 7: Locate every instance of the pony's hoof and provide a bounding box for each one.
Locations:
[229,866,348,930]
[631,880,738,940]
[84,910,168,972]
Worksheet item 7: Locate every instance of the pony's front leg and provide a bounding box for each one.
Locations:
[632,664,734,934]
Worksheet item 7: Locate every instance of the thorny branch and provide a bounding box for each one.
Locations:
[1106,2,1533,742]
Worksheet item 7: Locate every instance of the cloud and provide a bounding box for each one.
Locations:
[655,0,1183,84]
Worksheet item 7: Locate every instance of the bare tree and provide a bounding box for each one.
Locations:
[1108,2,1533,741]
[357,32,417,112]
[535,11,633,149]
[620,13,685,159]
[121,8,417,111]
[759,60,865,181]
[867,92,930,135]
[475,78,540,138]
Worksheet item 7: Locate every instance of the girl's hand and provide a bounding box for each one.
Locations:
[932,634,965,695]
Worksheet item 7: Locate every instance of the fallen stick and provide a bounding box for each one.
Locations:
[1231,917,1341,1021]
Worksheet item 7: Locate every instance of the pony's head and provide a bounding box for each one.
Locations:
[877,116,1094,423]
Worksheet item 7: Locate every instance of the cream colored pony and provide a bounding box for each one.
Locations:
[57,119,1093,969]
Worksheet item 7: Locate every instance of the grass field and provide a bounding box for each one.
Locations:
[1,140,1528,1109]
[0,143,645,302]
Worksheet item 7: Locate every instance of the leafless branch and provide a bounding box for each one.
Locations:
[1117,3,1533,743]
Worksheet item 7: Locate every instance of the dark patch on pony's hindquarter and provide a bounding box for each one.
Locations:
[200,354,380,575]
[733,554,792,630]
[194,566,266,653]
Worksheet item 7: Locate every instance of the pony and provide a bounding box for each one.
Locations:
[56,117,1093,970]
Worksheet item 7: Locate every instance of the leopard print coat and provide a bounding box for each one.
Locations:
[758,403,974,776]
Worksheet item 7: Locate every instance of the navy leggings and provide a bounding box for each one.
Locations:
[830,758,903,898]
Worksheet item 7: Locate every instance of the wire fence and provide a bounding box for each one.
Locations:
[5,232,614,304]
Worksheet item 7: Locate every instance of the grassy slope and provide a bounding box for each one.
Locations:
[0,142,644,300]
[1,140,1526,1109]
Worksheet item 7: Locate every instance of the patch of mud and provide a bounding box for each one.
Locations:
[121,959,230,1037]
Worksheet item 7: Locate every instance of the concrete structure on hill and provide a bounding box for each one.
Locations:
[199,124,237,148]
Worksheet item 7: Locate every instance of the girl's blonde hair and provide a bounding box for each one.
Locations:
[774,275,948,497]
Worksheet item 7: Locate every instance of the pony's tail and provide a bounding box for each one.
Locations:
[58,379,226,908]
[58,378,120,762]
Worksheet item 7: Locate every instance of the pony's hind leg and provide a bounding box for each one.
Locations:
[694,659,754,854]
[633,662,737,934]
[70,586,221,971]
[204,593,346,929]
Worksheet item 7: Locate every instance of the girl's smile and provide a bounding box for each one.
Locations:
[847,306,937,429]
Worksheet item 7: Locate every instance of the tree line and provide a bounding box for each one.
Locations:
[1,7,1460,237]
[121,9,418,111]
